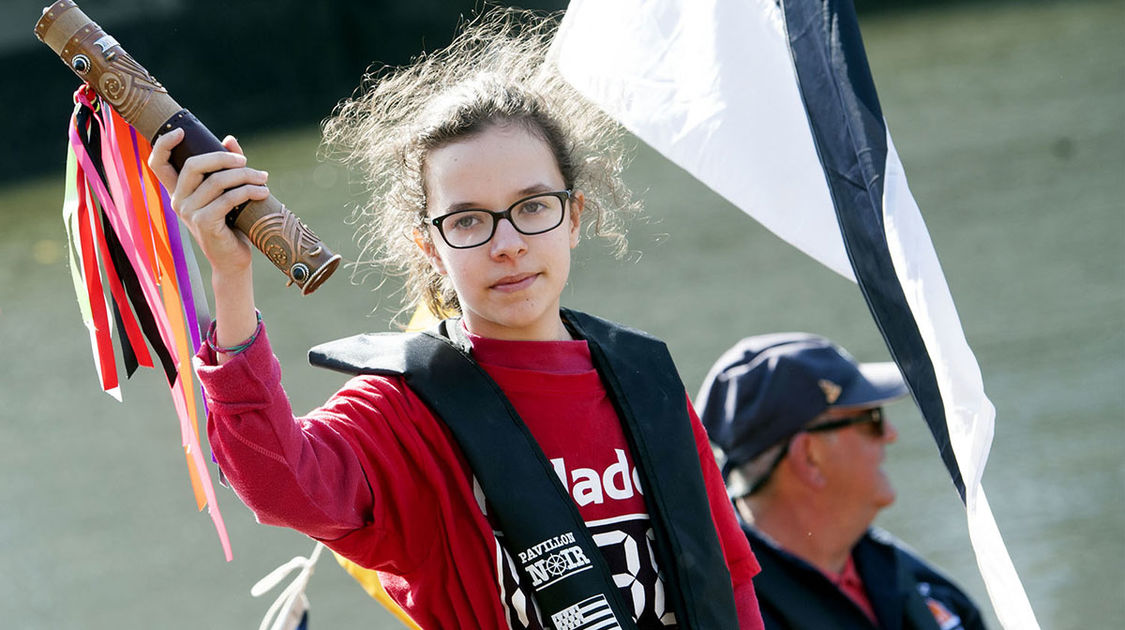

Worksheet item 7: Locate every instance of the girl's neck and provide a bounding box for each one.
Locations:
[461,311,573,342]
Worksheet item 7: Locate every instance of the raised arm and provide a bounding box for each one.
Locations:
[148,129,265,362]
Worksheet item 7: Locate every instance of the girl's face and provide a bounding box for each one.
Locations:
[418,123,584,341]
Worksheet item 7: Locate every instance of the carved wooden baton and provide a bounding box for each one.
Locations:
[35,0,341,294]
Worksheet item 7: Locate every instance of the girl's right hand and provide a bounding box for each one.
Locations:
[148,128,270,277]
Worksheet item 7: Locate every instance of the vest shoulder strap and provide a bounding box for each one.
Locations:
[563,309,739,629]
[308,330,418,377]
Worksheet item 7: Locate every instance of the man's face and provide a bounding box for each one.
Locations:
[810,406,899,520]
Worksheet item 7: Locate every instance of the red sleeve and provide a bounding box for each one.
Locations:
[196,327,445,572]
[686,394,765,629]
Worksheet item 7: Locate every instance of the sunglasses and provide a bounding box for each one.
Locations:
[804,407,886,437]
[744,407,886,494]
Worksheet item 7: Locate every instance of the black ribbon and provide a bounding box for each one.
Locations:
[74,100,177,385]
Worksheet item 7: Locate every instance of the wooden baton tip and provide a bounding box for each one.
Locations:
[34,0,341,293]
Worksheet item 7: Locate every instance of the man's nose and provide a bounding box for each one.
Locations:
[882,419,899,444]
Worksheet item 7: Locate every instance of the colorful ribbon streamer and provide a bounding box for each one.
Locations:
[63,86,231,561]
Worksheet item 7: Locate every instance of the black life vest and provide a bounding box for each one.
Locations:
[309,308,738,629]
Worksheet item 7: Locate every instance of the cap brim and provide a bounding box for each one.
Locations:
[834,361,909,408]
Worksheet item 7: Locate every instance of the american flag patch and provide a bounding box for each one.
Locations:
[550,594,622,630]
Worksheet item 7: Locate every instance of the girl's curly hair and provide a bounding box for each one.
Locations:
[321,6,639,318]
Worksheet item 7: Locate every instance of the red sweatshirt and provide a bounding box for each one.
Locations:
[197,325,762,629]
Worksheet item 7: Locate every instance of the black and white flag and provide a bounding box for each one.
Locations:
[552,1,1039,627]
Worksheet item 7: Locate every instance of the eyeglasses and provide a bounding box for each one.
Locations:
[426,190,571,249]
[803,407,886,437]
[745,407,886,494]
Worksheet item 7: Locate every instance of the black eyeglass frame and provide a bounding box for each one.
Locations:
[803,407,886,436]
[426,190,572,249]
[745,407,886,495]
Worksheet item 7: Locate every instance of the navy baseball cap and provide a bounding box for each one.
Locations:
[696,333,909,477]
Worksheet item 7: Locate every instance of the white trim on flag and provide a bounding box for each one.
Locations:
[883,134,1037,629]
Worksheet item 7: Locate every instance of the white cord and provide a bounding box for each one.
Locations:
[251,542,326,630]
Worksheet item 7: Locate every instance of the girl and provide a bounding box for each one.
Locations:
[152,9,762,629]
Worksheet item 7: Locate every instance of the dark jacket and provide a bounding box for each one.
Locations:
[746,523,985,630]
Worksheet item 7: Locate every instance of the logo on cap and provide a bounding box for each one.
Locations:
[818,379,842,404]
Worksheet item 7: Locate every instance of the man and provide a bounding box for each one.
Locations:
[697,333,985,630]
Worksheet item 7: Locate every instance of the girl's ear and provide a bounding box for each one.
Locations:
[568,190,585,248]
[413,228,448,275]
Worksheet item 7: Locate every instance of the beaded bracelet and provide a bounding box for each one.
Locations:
[206,310,263,356]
